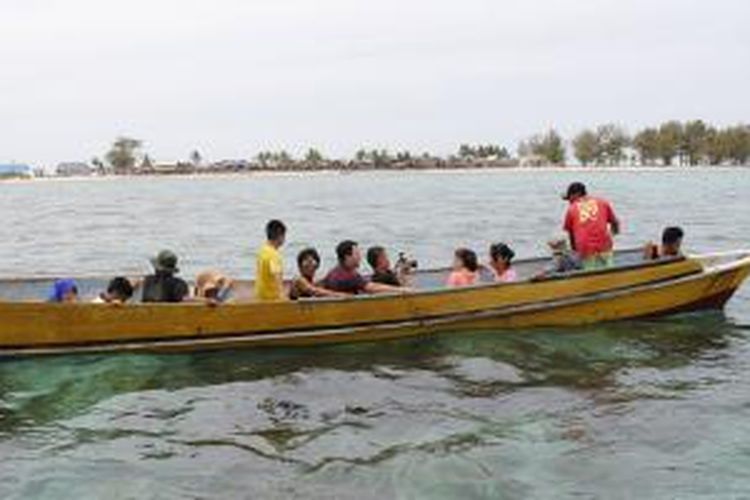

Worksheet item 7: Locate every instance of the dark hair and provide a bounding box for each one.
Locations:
[366,246,386,269]
[266,219,287,241]
[490,243,515,264]
[336,240,359,264]
[297,247,321,268]
[455,248,479,272]
[107,277,134,300]
[662,226,684,245]
[565,182,587,199]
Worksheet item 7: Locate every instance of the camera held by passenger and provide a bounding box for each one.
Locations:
[396,252,418,274]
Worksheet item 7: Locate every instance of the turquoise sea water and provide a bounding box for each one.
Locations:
[0,169,749,499]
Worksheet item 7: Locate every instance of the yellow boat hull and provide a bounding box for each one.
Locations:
[185,256,749,351]
[0,254,748,356]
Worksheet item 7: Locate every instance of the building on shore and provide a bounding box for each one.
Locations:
[519,154,551,167]
[56,162,93,177]
[446,156,518,169]
[0,164,33,179]
[210,160,254,172]
[141,162,198,175]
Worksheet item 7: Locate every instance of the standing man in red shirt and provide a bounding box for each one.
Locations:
[562,182,621,270]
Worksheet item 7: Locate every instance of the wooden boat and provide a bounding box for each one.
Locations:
[0,249,748,357]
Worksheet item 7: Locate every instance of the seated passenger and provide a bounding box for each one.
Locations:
[367,246,402,286]
[195,270,233,302]
[644,226,684,260]
[394,252,419,287]
[322,240,406,295]
[48,279,79,303]
[446,248,479,287]
[489,243,519,282]
[93,277,135,304]
[546,238,582,274]
[289,248,347,300]
[142,250,190,303]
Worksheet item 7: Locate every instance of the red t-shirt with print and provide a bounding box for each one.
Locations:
[563,196,618,258]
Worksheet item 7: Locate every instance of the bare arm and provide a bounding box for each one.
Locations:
[607,202,621,236]
[643,241,658,260]
[610,218,621,236]
[563,208,576,252]
[298,277,350,299]
[275,271,286,299]
[567,230,577,252]
[310,284,351,298]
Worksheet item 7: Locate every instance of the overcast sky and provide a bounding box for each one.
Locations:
[1,0,748,166]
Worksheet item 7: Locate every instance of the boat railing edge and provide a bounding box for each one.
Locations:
[690,251,750,273]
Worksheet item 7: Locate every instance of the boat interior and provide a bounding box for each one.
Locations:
[0,248,684,303]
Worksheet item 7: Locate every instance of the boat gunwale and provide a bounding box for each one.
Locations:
[0,252,701,307]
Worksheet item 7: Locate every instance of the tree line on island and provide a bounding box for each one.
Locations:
[67,120,749,177]
[526,120,750,166]
[573,121,750,167]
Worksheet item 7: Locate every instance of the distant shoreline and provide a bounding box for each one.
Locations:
[4,164,748,183]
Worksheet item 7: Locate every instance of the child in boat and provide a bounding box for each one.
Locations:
[644,226,684,260]
[48,279,79,303]
[489,243,518,282]
[546,238,582,274]
[446,248,479,287]
[532,238,583,280]
[92,277,135,304]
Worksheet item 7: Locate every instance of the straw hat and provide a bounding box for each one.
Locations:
[548,237,570,255]
[195,270,229,297]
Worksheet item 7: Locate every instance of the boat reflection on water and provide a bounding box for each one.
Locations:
[0,310,737,434]
[1,306,746,500]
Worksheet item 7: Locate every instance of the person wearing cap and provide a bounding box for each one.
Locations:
[255,219,287,301]
[142,250,190,303]
[532,238,582,281]
[562,182,620,270]
[543,237,582,276]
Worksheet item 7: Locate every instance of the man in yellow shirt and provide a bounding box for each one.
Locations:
[255,219,287,301]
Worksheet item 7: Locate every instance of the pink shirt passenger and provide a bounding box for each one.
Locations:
[489,243,518,284]
[495,268,518,283]
[446,248,480,287]
[446,270,478,287]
